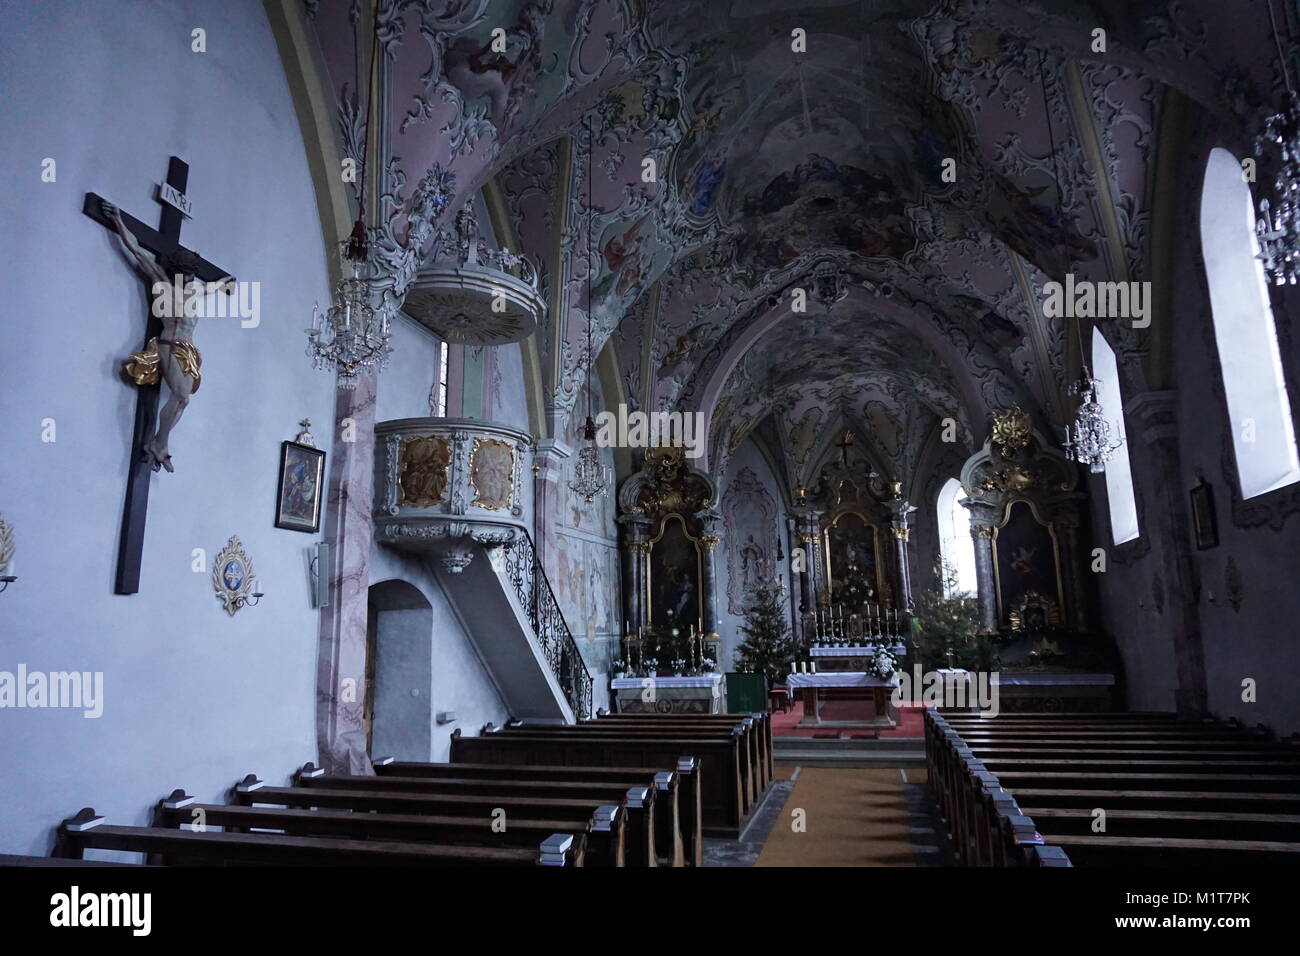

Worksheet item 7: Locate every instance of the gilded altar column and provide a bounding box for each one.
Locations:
[791,506,824,642]
[965,499,1000,632]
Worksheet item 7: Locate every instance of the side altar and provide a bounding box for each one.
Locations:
[609,674,726,714]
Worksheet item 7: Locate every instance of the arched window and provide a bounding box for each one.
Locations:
[1091,333,1139,543]
[936,478,978,596]
[1200,147,1300,497]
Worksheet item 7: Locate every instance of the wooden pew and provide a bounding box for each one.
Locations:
[153,788,628,867]
[373,758,699,867]
[926,708,1300,867]
[232,775,643,865]
[294,764,669,868]
[55,808,582,866]
[497,720,760,813]
[450,728,747,835]
[594,711,774,790]
[1015,807,1300,842]
[1036,834,1300,867]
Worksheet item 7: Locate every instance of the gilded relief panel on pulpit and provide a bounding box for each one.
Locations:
[398,435,451,507]
[470,437,514,511]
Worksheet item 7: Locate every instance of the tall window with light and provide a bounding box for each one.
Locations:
[936,478,978,596]
[1200,147,1300,497]
[1091,333,1139,543]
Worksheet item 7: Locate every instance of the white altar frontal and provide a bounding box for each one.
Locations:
[785,671,899,732]
[610,674,726,714]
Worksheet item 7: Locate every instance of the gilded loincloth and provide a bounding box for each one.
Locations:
[122,337,202,392]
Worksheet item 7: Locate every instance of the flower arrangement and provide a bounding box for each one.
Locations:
[611,658,627,677]
[869,646,898,681]
[643,657,659,675]
[699,657,717,672]
[671,658,687,674]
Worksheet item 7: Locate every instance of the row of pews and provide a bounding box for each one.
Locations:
[41,711,771,868]
[926,709,1300,866]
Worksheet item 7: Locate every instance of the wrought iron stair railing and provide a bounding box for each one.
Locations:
[501,530,593,718]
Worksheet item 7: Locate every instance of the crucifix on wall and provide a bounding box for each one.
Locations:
[83,156,235,595]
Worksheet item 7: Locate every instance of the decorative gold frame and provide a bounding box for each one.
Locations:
[212,535,255,617]
[991,498,1066,624]
[820,508,885,598]
[469,437,514,511]
[644,513,704,627]
[398,435,451,507]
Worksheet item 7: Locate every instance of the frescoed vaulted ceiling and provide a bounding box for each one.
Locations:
[301,0,1292,496]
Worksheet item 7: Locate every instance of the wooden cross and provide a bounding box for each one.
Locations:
[836,430,855,467]
[83,156,234,595]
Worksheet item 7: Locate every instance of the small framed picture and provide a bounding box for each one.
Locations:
[275,441,326,533]
[1190,478,1218,550]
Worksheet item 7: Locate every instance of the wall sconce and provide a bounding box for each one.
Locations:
[0,514,14,593]
[233,591,264,610]
[308,541,331,608]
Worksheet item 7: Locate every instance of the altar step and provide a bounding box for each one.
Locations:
[773,736,926,769]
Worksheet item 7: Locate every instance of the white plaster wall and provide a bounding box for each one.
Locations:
[377,316,443,422]
[368,548,508,759]
[716,438,792,670]
[0,0,335,854]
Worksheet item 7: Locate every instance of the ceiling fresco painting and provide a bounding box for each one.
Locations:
[300,0,1292,497]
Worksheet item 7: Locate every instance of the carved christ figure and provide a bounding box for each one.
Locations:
[103,199,212,473]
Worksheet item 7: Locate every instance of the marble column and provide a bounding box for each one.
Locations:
[885,494,918,612]
[316,373,377,774]
[965,499,1000,632]
[531,437,571,578]
[1128,390,1208,717]
[786,515,804,643]
[617,514,653,636]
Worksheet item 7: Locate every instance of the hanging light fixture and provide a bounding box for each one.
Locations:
[569,112,612,503]
[306,3,391,389]
[1063,370,1123,473]
[1256,0,1300,285]
[1035,50,1125,473]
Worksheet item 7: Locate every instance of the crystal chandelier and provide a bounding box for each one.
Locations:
[569,111,611,502]
[306,3,390,389]
[1256,92,1300,285]
[1257,2,1300,284]
[307,251,391,389]
[1063,368,1123,474]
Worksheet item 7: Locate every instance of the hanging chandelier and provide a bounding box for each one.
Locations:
[1257,1,1300,285]
[569,112,611,503]
[1063,367,1123,474]
[306,3,390,389]
[307,239,391,389]
[1257,93,1300,285]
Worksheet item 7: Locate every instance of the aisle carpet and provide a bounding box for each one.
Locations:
[753,768,917,867]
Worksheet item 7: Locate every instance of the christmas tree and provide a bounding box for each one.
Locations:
[915,558,994,672]
[736,575,796,684]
